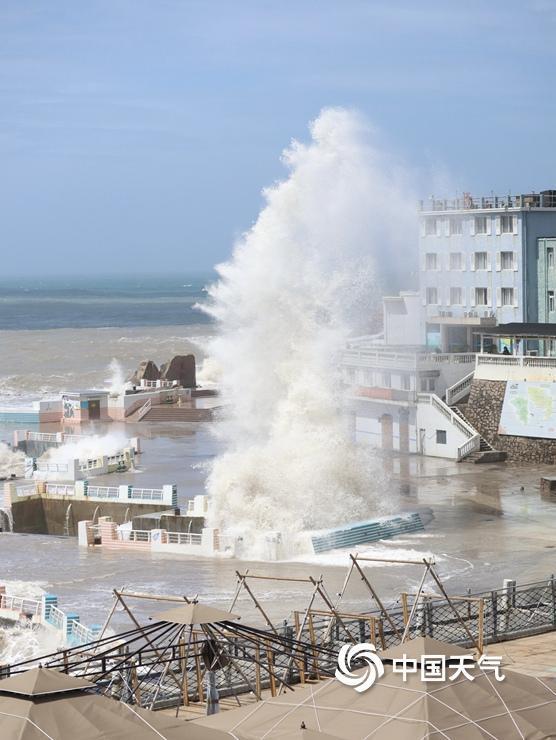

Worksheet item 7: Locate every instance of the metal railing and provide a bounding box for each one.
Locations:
[445,371,475,406]
[117,529,151,543]
[477,353,556,368]
[15,484,37,497]
[343,348,475,371]
[166,532,202,546]
[46,605,66,631]
[45,483,75,497]
[0,595,41,616]
[36,461,69,473]
[128,488,163,501]
[136,399,152,420]
[86,486,119,500]
[420,192,556,212]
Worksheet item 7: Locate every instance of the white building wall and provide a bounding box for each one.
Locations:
[415,399,469,459]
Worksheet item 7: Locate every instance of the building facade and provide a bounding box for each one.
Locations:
[419,191,556,351]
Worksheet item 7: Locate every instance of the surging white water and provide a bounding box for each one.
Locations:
[43,432,132,464]
[105,358,131,397]
[201,108,414,557]
[0,442,24,479]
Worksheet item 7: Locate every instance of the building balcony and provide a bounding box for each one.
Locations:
[420,191,556,213]
[475,353,556,382]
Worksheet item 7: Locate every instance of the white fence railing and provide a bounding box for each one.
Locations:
[0,594,41,616]
[118,529,151,543]
[445,371,475,406]
[417,393,477,439]
[69,620,96,644]
[46,605,66,631]
[457,434,481,461]
[45,483,75,497]
[129,488,163,501]
[476,354,556,369]
[166,532,202,546]
[15,484,37,497]
[86,486,119,499]
[136,399,152,420]
[344,349,476,371]
[36,461,69,473]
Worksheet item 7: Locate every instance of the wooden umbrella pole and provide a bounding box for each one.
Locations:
[321,558,357,643]
[315,579,359,645]
[400,562,432,643]
[350,555,401,639]
[114,591,185,695]
[229,570,248,612]
[240,577,279,635]
[276,578,321,695]
[206,623,263,700]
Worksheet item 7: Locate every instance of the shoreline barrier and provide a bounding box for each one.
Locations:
[0,585,101,649]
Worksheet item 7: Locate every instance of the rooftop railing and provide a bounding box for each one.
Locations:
[420,192,556,212]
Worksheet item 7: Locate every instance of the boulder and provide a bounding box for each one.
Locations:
[160,354,196,388]
[128,360,160,386]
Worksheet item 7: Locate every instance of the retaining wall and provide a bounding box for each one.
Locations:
[465,379,556,463]
[10,497,176,536]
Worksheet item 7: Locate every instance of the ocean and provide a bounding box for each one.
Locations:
[0,275,216,406]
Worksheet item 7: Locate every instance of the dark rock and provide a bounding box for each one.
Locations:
[160,354,196,388]
[128,360,160,385]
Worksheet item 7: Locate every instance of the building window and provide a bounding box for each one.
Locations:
[501,214,514,233]
[501,251,514,270]
[420,377,435,392]
[425,252,438,270]
[450,287,463,305]
[436,430,447,444]
[475,216,488,234]
[548,247,554,269]
[449,218,463,235]
[475,288,488,306]
[425,217,437,235]
[549,291,555,313]
[449,252,462,270]
[426,287,438,305]
[501,288,514,306]
[474,251,488,270]
[401,375,410,391]
[382,372,391,388]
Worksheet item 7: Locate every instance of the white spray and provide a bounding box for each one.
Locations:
[0,442,24,479]
[43,432,132,464]
[202,108,414,556]
[105,358,130,397]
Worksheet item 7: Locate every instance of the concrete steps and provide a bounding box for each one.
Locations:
[453,405,507,464]
[139,405,216,422]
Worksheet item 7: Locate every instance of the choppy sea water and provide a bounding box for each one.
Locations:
[0,275,215,405]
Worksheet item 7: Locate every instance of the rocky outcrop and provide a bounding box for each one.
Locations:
[128,360,160,386]
[160,354,196,388]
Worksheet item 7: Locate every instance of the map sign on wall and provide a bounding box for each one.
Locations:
[499,381,556,439]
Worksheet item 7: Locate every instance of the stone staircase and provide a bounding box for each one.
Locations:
[139,405,217,422]
[452,405,506,464]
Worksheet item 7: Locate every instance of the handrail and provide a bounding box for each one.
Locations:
[477,353,556,368]
[456,434,481,461]
[166,532,202,546]
[417,393,478,439]
[445,371,475,406]
[0,595,41,616]
[136,399,152,421]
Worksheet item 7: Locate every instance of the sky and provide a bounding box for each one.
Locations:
[2,0,556,275]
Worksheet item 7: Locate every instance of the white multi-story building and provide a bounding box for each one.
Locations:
[419,191,556,352]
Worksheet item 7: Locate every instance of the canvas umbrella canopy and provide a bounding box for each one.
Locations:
[152,603,240,626]
[0,666,226,739]
[193,637,556,739]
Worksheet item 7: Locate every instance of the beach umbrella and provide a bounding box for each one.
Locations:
[0,666,225,739]
[193,636,556,738]
[152,602,240,626]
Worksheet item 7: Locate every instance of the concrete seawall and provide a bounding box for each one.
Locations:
[10,497,176,536]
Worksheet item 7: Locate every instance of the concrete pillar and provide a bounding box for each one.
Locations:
[3,481,16,508]
[77,520,94,547]
[130,437,140,454]
[162,484,177,507]
[74,481,86,498]
[118,485,131,501]
[42,594,58,622]
[201,528,218,555]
